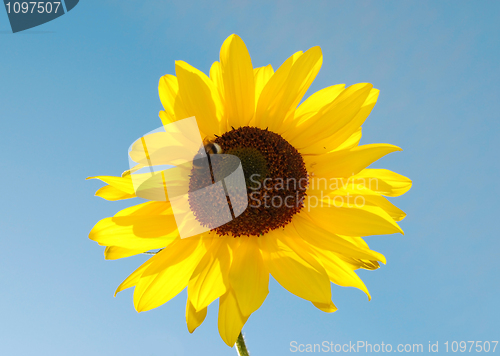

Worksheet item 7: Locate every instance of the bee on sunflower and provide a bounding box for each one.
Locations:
[88,34,411,350]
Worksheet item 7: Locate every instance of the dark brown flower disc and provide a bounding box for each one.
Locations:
[189,126,308,237]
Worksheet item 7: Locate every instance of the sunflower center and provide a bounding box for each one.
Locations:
[225,147,268,189]
[189,126,308,237]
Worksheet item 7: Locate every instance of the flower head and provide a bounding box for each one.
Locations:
[88,34,411,346]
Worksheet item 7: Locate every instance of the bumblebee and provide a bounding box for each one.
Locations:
[203,137,223,155]
[193,137,223,168]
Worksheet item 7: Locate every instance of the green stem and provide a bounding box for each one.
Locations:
[235,332,250,356]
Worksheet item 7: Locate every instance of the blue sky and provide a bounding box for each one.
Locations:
[1,1,499,355]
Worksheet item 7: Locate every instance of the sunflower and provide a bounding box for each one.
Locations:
[88,34,411,347]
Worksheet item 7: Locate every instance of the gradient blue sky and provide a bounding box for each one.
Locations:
[1,1,499,355]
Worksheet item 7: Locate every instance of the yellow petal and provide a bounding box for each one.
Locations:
[312,301,338,313]
[333,236,383,271]
[210,61,225,120]
[115,256,156,296]
[175,60,224,136]
[257,51,303,119]
[292,214,386,262]
[306,144,402,178]
[220,34,255,127]
[113,201,171,217]
[104,246,146,260]
[295,88,379,152]
[354,169,412,197]
[87,175,135,195]
[89,202,178,250]
[334,128,362,151]
[94,184,135,201]
[159,109,183,127]
[324,235,382,270]
[158,74,186,124]
[259,228,331,304]
[341,258,380,271]
[364,194,406,221]
[311,246,372,300]
[253,65,274,110]
[293,84,345,124]
[304,197,404,236]
[229,236,269,316]
[294,216,383,275]
[255,47,322,132]
[344,235,370,249]
[299,127,362,155]
[324,88,379,150]
[186,298,207,333]
[133,237,209,312]
[89,216,178,250]
[287,83,373,148]
[306,170,408,200]
[218,289,248,347]
[188,238,231,312]
[127,130,202,172]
